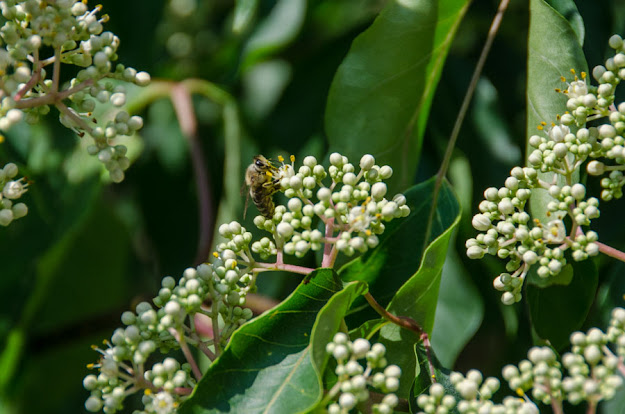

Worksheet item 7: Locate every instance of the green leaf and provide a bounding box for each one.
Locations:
[545,0,585,45]
[310,280,368,378]
[430,247,484,368]
[340,177,461,329]
[378,183,461,397]
[180,269,341,414]
[233,0,259,34]
[349,318,388,342]
[527,0,587,223]
[526,258,598,350]
[325,0,470,192]
[241,0,307,69]
[411,343,461,413]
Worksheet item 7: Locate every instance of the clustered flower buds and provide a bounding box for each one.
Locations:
[466,35,625,303]
[84,153,411,413]
[325,333,401,414]
[503,307,625,408]
[83,260,254,413]
[0,0,149,182]
[251,153,409,259]
[417,307,625,413]
[417,369,538,414]
[0,162,28,226]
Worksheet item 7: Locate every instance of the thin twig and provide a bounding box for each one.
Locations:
[171,83,214,265]
[596,240,625,263]
[168,327,203,381]
[363,292,423,336]
[422,0,511,250]
[420,333,437,384]
[253,262,315,275]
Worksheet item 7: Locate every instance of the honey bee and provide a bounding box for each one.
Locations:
[244,155,281,219]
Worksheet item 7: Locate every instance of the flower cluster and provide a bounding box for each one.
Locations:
[325,333,401,414]
[0,0,150,182]
[251,153,410,259]
[417,307,625,413]
[466,35,625,304]
[416,370,539,414]
[83,260,255,413]
[0,162,28,226]
[503,307,625,408]
[84,153,411,413]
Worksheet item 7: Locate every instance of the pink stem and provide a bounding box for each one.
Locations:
[254,262,315,275]
[168,328,202,381]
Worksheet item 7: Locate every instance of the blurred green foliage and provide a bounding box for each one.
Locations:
[1,0,625,413]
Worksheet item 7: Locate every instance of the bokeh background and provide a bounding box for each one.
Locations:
[1,0,625,413]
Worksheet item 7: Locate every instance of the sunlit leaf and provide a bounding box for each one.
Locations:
[180,269,341,414]
[325,0,470,192]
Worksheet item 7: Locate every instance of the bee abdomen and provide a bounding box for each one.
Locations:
[251,188,275,218]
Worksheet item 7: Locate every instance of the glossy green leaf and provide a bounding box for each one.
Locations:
[546,0,585,44]
[526,258,598,350]
[526,0,597,352]
[349,318,388,342]
[310,280,368,378]
[411,343,461,413]
[527,0,587,223]
[179,269,341,414]
[242,0,307,69]
[325,0,470,192]
[430,247,484,368]
[340,177,461,329]
[233,0,259,34]
[378,184,461,397]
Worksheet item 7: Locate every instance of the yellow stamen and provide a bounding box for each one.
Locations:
[555,88,561,93]
[570,68,576,75]
[278,155,284,162]
[560,76,566,82]
[516,388,525,397]
[231,260,237,269]
[537,125,543,131]
[144,389,152,396]
[290,154,295,162]
[90,344,98,350]
[213,251,219,258]
[266,171,273,177]
[86,363,95,369]
[581,71,587,79]
[0,134,4,143]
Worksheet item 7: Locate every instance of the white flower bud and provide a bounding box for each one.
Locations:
[277,222,294,238]
[338,393,356,409]
[384,365,401,378]
[342,172,357,186]
[351,338,370,358]
[135,71,151,86]
[110,92,126,107]
[359,154,375,170]
[466,245,484,259]
[3,180,26,199]
[371,182,387,200]
[553,142,568,158]
[571,183,586,200]
[501,292,515,305]
[379,165,393,179]
[587,160,605,175]
[164,301,181,316]
[472,214,491,231]
[329,152,343,166]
